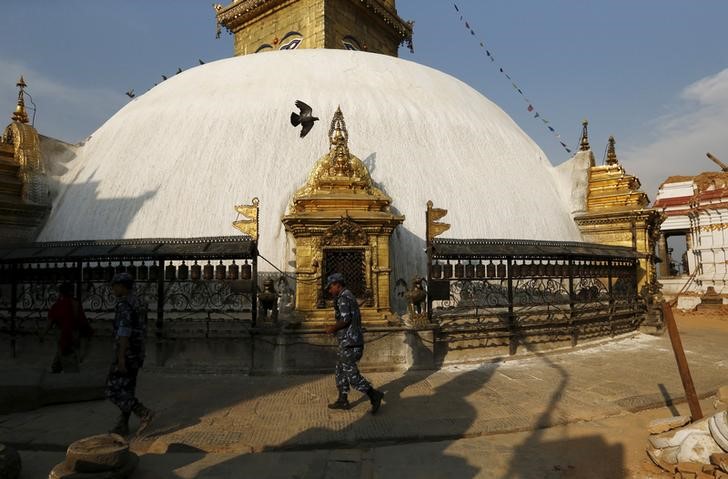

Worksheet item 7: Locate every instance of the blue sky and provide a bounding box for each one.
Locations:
[1,1,727,196]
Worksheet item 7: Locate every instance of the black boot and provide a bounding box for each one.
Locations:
[110,412,130,437]
[132,403,155,435]
[328,392,350,410]
[366,388,384,414]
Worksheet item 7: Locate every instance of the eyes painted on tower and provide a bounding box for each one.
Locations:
[279,31,303,50]
[342,36,361,51]
[254,31,303,53]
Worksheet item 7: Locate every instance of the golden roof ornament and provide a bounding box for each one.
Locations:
[294,107,384,199]
[606,135,619,166]
[578,119,590,151]
[233,197,259,240]
[12,76,29,124]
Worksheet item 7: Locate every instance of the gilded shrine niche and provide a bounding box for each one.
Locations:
[282,107,404,325]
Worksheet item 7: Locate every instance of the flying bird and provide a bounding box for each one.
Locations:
[125,89,135,98]
[161,75,168,81]
[198,59,205,65]
[290,100,319,138]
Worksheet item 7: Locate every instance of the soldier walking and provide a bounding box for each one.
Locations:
[106,273,154,436]
[324,273,384,413]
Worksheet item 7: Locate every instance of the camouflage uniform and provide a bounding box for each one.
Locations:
[105,293,147,414]
[333,289,372,395]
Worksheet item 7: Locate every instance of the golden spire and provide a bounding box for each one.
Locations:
[12,76,29,124]
[328,106,352,177]
[606,135,619,166]
[579,119,590,151]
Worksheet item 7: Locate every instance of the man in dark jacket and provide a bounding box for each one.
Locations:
[324,273,384,413]
[106,273,154,436]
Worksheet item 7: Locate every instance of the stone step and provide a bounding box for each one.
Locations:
[0,193,49,212]
[0,175,22,196]
[0,163,18,176]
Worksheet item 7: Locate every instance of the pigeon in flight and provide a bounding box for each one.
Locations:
[125,89,135,98]
[290,100,319,138]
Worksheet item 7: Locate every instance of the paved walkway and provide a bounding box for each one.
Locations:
[1,317,727,478]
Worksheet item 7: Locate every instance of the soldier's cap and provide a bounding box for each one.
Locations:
[111,272,134,287]
[324,273,346,290]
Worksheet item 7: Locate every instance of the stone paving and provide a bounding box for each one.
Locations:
[1,324,727,462]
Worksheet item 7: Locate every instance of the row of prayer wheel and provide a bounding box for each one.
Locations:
[0,260,253,283]
[431,261,618,280]
[0,264,77,283]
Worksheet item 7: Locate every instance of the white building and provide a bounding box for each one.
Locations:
[654,172,728,297]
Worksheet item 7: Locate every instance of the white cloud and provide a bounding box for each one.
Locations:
[0,57,123,143]
[623,67,728,198]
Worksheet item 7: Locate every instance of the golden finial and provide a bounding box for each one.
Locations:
[328,106,353,177]
[578,119,590,151]
[328,106,348,145]
[606,135,619,166]
[12,76,29,124]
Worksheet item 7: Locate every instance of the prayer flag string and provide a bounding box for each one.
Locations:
[451,2,572,154]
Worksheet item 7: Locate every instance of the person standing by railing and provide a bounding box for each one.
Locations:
[40,282,91,373]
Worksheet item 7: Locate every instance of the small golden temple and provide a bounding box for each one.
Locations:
[282,107,404,325]
[573,121,663,293]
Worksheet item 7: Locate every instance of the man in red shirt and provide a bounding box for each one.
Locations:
[42,283,90,373]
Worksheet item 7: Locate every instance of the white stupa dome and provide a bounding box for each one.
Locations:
[39,49,582,283]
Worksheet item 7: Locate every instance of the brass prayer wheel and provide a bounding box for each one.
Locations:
[191,261,201,281]
[177,261,189,281]
[227,260,239,280]
[203,261,214,280]
[215,261,226,280]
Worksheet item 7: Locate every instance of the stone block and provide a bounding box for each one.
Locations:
[678,296,702,311]
[650,416,692,434]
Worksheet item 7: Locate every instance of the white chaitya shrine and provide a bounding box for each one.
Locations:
[654,170,728,299]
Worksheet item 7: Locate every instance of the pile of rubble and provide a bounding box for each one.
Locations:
[647,400,728,478]
[49,434,138,479]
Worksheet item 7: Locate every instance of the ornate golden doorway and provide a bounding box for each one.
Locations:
[322,248,367,302]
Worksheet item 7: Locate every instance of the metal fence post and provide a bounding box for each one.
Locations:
[10,263,18,358]
[154,259,165,366]
[506,257,516,355]
[607,259,615,337]
[568,259,575,347]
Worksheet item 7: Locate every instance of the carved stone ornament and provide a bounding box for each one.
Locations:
[322,217,367,246]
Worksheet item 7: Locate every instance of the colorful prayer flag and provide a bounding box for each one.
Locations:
[527,105,534,112]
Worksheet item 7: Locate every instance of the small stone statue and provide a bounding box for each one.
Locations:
[397,277,427,317]
[258,279,278,322]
